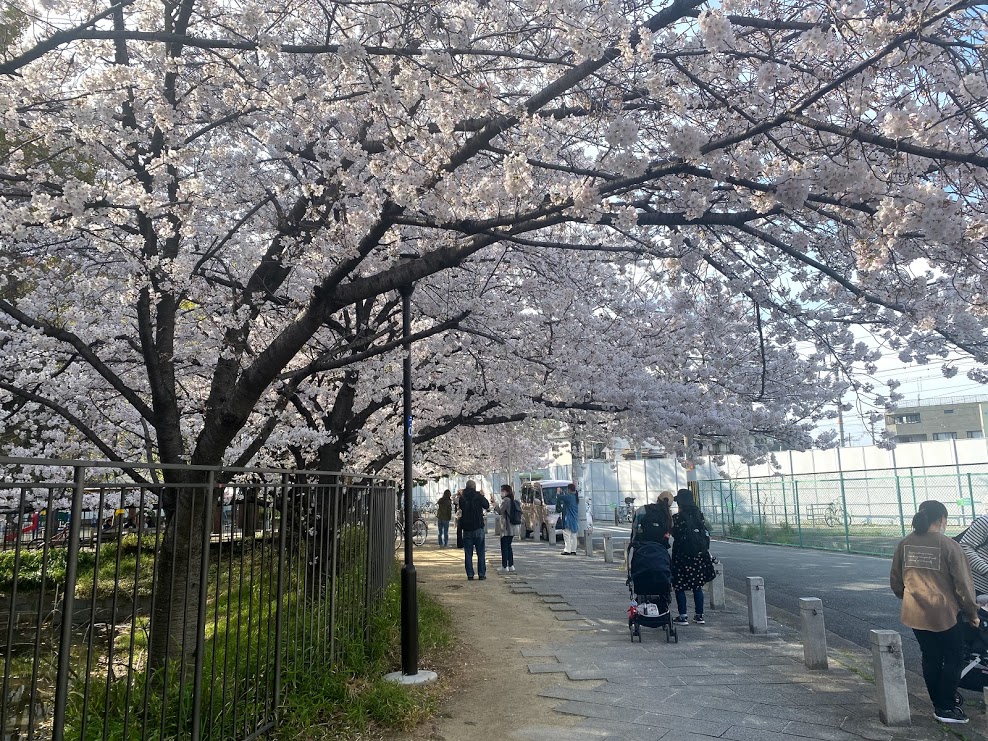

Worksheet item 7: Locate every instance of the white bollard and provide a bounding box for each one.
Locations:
[746,577,768,634]
[603,535,614,563]
[707,560,725,609]
[870,630,911,726]
[584,530,594,556]
[799,598,829,670]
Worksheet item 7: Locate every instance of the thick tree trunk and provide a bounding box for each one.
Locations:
[148,473,210,669]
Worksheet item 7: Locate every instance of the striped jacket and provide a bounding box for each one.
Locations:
[959,516,988,594]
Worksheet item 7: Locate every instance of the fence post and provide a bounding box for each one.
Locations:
[603,535,613,563]
[273,473,290,720]
[969,473,976,519]
[909,468,918,512]
[719,484,727,536]
[869,630,911,726]
[746,576,768,634]
[799,598,828,670]
[838,469,851,552]
[584,530,594,557]
[894,473,906,537]
[794,480,803,547]
[51,465,86,741]
[781,476,789,529]
[190,470,216,741]
[755,483,765,542]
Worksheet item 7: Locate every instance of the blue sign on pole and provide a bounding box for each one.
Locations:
[406,415,413,438]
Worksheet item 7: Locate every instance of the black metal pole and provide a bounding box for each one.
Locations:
[399,280,418,676]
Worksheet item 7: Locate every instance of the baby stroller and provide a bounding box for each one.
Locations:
[959,603,988,693]
[626,540,677,643]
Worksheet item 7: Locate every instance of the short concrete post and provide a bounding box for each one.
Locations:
[799,598,828,670]
[603,535,614,563]
[746,577,767,634]
[707,560,725,609]
[869,630,911,726]
[584,530,594,557]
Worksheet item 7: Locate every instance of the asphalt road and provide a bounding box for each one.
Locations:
[708,539,924,669]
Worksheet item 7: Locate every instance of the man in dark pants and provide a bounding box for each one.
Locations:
[459,480,490,580]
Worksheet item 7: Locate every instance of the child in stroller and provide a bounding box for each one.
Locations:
[626,540,678,643]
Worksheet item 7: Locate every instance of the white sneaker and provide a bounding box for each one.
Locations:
[508,566,516,572]
[497,567,508,574]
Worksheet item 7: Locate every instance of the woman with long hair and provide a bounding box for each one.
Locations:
[496,484,522,572]
[891,500,979,725]
[671,489,715,625]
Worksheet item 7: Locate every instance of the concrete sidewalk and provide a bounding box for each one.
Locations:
[494,541,987,741]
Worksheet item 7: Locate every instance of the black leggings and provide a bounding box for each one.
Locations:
[913,623,964,711]
[500,535,514,567]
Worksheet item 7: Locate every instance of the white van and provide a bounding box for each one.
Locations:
[520,479,571,541]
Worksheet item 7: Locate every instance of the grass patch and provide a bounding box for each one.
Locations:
[275,575,454,738]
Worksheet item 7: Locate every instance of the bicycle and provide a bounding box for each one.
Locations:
[395,516,429,550]
[824,499,847,529]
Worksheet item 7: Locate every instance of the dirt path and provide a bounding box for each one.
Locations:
[385,540,584,741]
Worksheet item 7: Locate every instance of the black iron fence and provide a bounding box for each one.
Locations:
[0,457,396,740]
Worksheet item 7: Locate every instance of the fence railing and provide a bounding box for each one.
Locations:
[0,457,396,740]
[699,468,988,557]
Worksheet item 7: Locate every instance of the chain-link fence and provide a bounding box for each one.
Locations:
[699,468,988,557]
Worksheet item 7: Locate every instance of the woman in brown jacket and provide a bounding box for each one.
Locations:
[891,500,979,725]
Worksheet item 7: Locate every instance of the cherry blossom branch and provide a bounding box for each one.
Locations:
[0,299,156,423]
[0,380,151,484]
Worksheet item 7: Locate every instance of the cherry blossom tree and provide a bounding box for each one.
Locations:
[0,0,986,663]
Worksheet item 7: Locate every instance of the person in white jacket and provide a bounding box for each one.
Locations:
[496,485,523,573]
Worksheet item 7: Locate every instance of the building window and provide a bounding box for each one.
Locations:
[967,431,984,439]
[896,434,928,443]
[933,432,958,441]
[893,413,921,424]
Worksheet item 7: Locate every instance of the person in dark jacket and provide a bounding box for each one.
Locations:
[891,500,979,725]
[436,490,452,547]
[671,489,715,625]
[459,480,490,580]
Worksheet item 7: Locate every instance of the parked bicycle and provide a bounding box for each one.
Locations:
[395,515,428,550]
[617,496,637,523]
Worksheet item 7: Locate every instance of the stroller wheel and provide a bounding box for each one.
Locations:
[955,692,964,708]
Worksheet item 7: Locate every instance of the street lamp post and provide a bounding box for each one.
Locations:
[386,251,437,686]
[399,276,417,676]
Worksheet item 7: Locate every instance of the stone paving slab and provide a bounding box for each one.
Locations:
[501,542,985,741]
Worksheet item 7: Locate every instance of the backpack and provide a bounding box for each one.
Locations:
[508,498,523,526]
[635,503,669,543]
[676,509,711,554]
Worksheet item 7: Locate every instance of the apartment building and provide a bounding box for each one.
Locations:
[885,399,988,443]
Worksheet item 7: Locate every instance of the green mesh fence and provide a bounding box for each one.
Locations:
[698,470,988,557]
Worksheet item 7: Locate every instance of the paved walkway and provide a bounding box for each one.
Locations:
[493,540,986,741]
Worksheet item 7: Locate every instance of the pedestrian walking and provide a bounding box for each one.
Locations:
[459,480,490,580]
[557,483,579,555]
[671,489,715,625]
[958,513,988,596]
[496,484,522,572]
[455,489,464,549]
[891,500,980,725]
[436,489,452,547]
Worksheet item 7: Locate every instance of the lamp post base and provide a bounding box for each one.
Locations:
[383,669,439,685]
